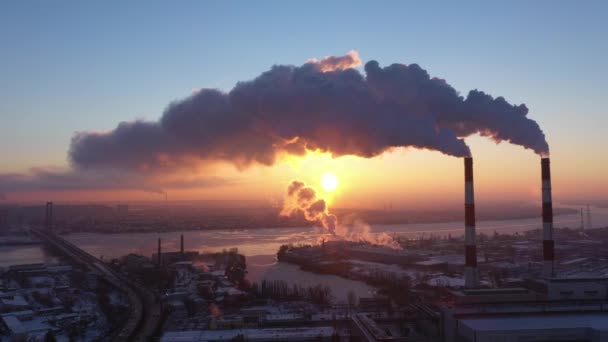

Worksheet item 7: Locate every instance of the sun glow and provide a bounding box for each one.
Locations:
[321,172,339,192]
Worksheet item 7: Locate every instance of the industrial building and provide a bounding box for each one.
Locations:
[440,158,608,342]
[152,235,200,266]
[161,326,338,341]
[442,278,608,341]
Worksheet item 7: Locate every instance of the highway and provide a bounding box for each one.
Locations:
[32,228,162,341]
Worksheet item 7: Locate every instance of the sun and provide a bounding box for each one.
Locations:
[321,172,339,192]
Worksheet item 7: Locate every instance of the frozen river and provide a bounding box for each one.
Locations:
[2,204,607,301]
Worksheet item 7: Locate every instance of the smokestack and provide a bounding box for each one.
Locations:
[180,234,184,254]
[45,202,53,232]
[586,204,592,230]
[464,157,479,288]
[157,237,162,266]
[541,158,554,278]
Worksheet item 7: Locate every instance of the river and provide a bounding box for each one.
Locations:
[2,204,607,302]
[0,245,58,268]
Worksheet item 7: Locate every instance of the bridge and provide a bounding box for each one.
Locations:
[31,228,163,341]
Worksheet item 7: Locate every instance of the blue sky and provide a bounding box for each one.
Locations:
[0,1,606,181]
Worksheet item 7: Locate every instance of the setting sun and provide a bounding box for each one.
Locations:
[321,172,339,192]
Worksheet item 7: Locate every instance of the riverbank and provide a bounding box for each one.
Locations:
[8,204,578,235]
[246,255,377,302]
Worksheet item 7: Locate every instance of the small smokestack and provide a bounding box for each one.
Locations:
[157,237,162,266]
[541,158,554,278]
[180,234,184,254]
[586,204,592,230]
[45,202,53,232]
[464,157,478,288]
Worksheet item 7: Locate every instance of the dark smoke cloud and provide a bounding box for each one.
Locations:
[363,61,549,155]
[287,181,305,196]
[68,51,550,173]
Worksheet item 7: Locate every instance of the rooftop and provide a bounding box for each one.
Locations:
[161,326,336,342]
[461,313,608,332]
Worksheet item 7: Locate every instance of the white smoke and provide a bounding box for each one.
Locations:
[280,180,401,250]
[305,50,362,72]
[280,180,337,233]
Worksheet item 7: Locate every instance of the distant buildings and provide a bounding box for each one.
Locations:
[116,204,129,215]
[162,326,337,342]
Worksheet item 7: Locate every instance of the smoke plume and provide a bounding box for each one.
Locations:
[281,180,338,234]
[69,50,549,174]
[280,180,401,249]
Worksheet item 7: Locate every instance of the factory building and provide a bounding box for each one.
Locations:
[442,279,608,342]
[161,326,338,341]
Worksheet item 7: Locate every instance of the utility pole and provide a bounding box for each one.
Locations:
[45,202,53,232]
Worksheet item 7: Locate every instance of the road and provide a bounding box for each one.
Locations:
[32,228,162,341]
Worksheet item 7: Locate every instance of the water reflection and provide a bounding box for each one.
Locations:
[2,205,606,300]
[0,245,57,268]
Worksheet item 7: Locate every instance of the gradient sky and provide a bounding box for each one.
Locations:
[0,1,607,207]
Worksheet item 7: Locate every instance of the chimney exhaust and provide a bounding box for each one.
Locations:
[180,234,184,254]
[541,158,554,278]
[464,157,479,288]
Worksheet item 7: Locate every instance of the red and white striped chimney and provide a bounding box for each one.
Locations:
[541,158,554,278]
[464,157,479,288]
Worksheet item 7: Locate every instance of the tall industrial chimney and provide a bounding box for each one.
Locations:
[180,234,184,254]
[541,158,554,278]
[45,202,53,232]
[464,157,479,288]
[157,237,162,266]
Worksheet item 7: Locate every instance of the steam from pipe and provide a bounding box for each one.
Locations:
[280,180,401,249]
[280,181,338,234]
[69,51,549,173]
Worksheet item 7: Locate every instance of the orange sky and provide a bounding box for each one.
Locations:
[2,3,607,209]
[6,134,607,208]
